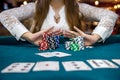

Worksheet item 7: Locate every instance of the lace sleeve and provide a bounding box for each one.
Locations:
[79,3,119,41]
[0,2,35,40]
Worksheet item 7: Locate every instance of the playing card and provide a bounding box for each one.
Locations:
[52,51,71,57]
[112,59,120,65]
[62,61,92,71]
[87,59,118,68]
[36,52,54,58]
[36,51,71,58]
[33,61,59,71]
[1,62,35,73]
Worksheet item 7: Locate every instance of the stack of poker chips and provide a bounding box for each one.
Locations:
[39,33,60,50]
[65,36,84,51]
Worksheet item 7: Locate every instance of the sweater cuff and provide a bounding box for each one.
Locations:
[11,25,29,41]
[92,27,111,42]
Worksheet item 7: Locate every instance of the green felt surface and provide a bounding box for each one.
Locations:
[0,35,120,80]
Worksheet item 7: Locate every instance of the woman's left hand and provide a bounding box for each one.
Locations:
[63,26,101,46]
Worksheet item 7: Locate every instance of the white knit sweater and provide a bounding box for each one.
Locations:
[0,2,118,41]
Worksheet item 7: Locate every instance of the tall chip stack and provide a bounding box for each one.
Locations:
[65,36,85,51]
[39,33,60,50]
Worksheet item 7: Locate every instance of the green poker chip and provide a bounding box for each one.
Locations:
[70,43,79,51]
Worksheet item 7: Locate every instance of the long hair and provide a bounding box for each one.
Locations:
[31,0,82,32]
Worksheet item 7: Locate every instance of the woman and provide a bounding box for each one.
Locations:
[0,0,118,46]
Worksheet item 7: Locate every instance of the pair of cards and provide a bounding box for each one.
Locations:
[62,59,120,71]
[1,61,59,73]
[36,51,71,58]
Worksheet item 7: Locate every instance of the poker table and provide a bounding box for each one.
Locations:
[0,35,120,80]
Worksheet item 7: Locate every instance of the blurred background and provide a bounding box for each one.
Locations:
[0,0,120,36]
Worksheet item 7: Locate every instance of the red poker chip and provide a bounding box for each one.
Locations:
[39,40,48,50]
[42,32,51,41]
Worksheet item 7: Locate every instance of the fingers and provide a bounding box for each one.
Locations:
[74,26,85,37]
[63,30,79,38]
[34,27,54,38]
[67,30,79,36]
[52,29,63,36]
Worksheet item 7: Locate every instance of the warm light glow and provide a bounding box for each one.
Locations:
[114,5,118,9]
[117,4,120,8]
[95,0,99,6]
[20,1,28,7]
[23,1,27,5]
[114,4,120,9]
[115,0,118,2]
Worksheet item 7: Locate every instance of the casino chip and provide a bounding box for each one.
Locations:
[39,40,48,50]
[65,36,85,51]
[39,32,60,50]
[65,41,72,50]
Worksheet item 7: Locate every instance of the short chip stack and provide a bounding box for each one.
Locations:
[65,36,84,51]
[39,33,60,50]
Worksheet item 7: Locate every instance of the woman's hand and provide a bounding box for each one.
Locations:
[21,27,55,46]
[63,26,101,46]
[50,28,63,36]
